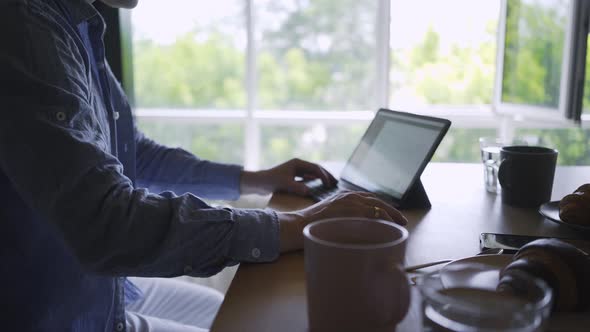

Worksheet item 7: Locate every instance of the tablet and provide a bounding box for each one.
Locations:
[340,109,451,204]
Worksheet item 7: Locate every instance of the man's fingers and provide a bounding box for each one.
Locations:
[296,159,331,186]
[293,159,337,187]
[345,191,377,199]
[346,200,401,225]
[302,174,316,181]
[340,192,407,225]
[319,165,338,185]
[362,204,394,222]
[366,199,407,225]
[288,181,310,196]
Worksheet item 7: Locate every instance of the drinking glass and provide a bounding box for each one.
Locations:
[479,137,505,193]
[416,271,553,332]
[479,137,530,193]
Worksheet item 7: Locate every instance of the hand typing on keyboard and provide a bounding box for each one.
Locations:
[276,191,408,252]
[304,178,340,201]
[238,158,407,253]
[240,158,338,196]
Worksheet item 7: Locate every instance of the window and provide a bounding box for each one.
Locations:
[515,127,590,165]
[132,0,246,110]
[255,0,379,110]
[137,118,244,164]
[501,0,568,109]
[127,0,590,169]
[496,0,589,121]
[260,125,366,168]
[390,1,499,107]
[432,128,498,163]
[583,34,590,114]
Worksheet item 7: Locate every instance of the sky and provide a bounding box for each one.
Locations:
[130,0,501,50]
[130,0,243,45]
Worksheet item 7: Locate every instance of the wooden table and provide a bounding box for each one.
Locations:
[211,163,590,332]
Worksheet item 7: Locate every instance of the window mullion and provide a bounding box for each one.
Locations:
[557,0,576,119]
[244,0,260,170]
[561,0,589,122]
[376,0,391,110]
[492,0,508,114]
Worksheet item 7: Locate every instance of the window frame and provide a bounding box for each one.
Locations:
[493,0,589,123]
[101,1,590,170]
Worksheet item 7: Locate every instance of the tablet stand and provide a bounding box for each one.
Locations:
[399,179,431,209]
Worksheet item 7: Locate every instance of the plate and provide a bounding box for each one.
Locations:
[440,254,513,290]
[539,201,590,232]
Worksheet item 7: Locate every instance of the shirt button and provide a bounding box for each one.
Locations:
[55,111,66,121]
[251,248,261,259]
[116,322,125,331]
[183,265,193,274]
[113,111,120,120]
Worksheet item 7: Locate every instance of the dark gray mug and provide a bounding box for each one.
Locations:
[498,146,558,208]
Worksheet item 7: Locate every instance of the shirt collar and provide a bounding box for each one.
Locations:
[60,0,99,25]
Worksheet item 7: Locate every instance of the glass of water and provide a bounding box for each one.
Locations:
[416,271,553,332]
[479,137,508,193]
[479,137,529,193]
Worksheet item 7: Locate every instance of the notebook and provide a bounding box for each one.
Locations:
[305,108,451,209]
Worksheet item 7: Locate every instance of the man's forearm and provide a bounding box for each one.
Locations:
[277,211,305,253]
[135,131,243,199]
[240,170,273,195]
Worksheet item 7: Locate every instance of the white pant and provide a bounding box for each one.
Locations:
[125,277,224,332]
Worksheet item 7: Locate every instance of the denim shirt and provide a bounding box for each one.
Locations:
[0,0,280,331]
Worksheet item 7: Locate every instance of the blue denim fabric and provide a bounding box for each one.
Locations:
[0,0,280,331]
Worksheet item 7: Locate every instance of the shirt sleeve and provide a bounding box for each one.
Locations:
[134,129,243,201]
[0,4,280,278]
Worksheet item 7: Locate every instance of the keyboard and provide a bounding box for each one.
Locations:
[305,179,341,201]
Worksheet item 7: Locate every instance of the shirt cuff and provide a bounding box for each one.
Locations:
[227,208,280,263]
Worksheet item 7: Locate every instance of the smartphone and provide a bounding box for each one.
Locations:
[479,233,590,254]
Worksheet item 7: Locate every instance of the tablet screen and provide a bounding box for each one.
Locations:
[340,110,450,200]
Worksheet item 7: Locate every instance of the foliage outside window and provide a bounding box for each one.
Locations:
[256,0,378,110]
[389,1,498,106]
[132,0,245,109]
[516,128,590,165]
[136,119,244,164]
[130,0,590,167]
[502,0,567,108]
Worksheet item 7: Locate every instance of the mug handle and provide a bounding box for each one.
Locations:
[498,158,512,190]
[374,265,411,324]
[392,266,411,323]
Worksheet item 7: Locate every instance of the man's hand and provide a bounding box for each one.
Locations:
[277,191,408,253]
[240,158,337,196]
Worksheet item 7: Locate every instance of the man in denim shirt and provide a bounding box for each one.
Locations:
[0,0,407,331]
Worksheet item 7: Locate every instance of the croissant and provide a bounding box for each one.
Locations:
[497,239,590,312]
[559,184,590,226]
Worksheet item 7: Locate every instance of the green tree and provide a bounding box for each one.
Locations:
[502,0,567,107]
[258,0,378,110]
[134,32,245,109]
[411,27,440,68]
[392,23,496,105]
[132,1,590,166]
[518,128,590,165]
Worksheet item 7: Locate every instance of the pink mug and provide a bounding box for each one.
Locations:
[303,218,410,332]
